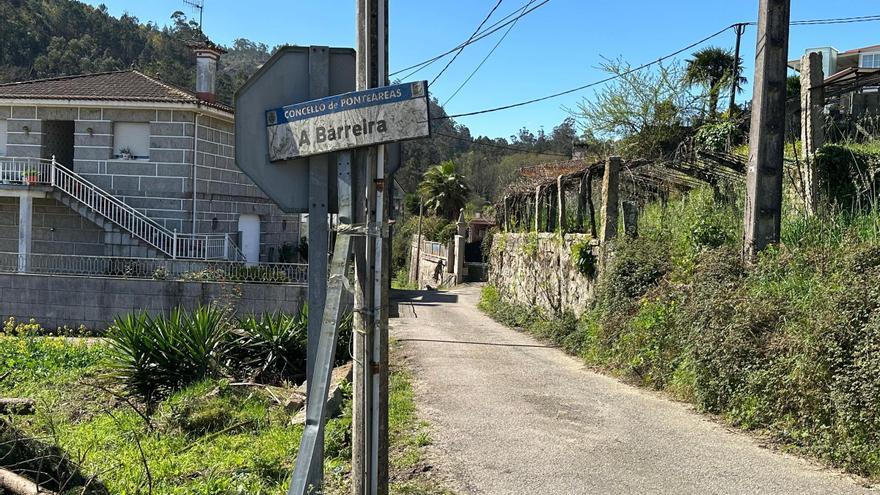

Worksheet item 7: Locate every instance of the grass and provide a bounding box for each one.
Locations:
[0,335,451,494]
[481,179,880,480]
[0,335,352,494]
[325,342,455,495]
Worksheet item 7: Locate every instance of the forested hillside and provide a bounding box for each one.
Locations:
[0,0,271,105]
[0,0,583,205]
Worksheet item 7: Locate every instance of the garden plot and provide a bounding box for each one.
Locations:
[0,308,353,494]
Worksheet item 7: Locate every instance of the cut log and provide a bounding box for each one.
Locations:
[0,399,35,415]
[0,467,58,495]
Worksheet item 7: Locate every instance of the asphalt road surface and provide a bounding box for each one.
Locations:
[390,285,875,495]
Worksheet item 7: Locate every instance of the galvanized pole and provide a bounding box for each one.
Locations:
[306,45,332,489]
[743,0,791,260]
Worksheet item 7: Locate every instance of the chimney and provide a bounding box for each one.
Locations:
[188,40,226,103]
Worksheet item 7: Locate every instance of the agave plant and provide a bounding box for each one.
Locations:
[231,306,309,383]
[105,307,232,408]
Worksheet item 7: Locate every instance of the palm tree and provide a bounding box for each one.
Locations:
[418,161,470,219]
[684,46,747,118]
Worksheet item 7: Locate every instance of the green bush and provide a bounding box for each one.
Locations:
[694,119,742,152]
[106,307,232,408]
[570,238,597,278]
[231,309,309,383]
[814,143,880,210]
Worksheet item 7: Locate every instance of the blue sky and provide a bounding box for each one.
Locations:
[86,0,880,139]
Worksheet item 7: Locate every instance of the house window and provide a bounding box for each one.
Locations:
[0,120,6,156]
[113,122,150,160]
[861,53,880,69]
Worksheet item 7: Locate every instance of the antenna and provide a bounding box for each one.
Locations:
[182,0,204,32]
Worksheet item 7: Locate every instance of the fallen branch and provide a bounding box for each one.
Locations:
[0,467,58,495]
[0,399,35,415]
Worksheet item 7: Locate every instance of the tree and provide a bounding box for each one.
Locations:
[576,58,696,159]
[418,161,470,219]
[684,46,746,119]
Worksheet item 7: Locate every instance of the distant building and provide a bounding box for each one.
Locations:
[788,44,880,117]
[0,44,301,264]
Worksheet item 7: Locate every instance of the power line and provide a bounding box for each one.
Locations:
[739,14,880,26]
[443,0,534,106]
[429,0,504,87]
[435,24,734,121]
[391,0,550,79]
[425,12,880,121]
[434,131,570,157]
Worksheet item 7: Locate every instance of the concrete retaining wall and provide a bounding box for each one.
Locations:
[488,233,599,316]
[0,273,306,330]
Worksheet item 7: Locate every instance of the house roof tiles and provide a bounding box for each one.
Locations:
[0,70,232,113]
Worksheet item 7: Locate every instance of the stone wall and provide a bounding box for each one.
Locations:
[0,273,307,330]
[0,196,109,256]
[409,236,455,288]
[488,233,598,316]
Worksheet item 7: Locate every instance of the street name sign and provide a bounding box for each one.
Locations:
[266,80,430,161]
[235,46,356,213]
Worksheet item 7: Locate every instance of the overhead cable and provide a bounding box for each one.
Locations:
[442,0,535,106]
[391,0,550,79]
[435,24,734,120]
[429,0,505,87]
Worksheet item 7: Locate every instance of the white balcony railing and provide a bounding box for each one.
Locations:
[0,157,246,261]
[0,252,307,285]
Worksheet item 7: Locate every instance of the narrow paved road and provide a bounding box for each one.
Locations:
[390,285,875,495]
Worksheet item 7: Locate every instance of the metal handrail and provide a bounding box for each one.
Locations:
[0,252,307,285]
[0,157,247,260]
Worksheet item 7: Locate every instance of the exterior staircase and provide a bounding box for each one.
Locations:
[0,156,244,260]
[51,191,164,258]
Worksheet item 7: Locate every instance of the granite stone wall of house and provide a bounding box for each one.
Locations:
[2,104,301,261]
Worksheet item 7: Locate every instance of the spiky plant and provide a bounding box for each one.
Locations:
[105,307,231,408]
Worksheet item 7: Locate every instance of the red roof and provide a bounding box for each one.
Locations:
[0,70,232,113]
[840,44,880,55]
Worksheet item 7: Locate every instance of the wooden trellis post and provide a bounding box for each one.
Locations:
[601,156,621,244]
[534,185,542,232]
[557,175,565,233]
[586,168,597,238]
[576,172,586,233]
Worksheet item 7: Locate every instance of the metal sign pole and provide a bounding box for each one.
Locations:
[306,46,332,488]
[371,0,390,492]
[288,151,353,495]
[354,0,389,493]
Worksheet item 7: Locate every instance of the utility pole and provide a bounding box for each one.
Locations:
[728,23,747,115]
[353,1,390,494]
[743,0,791,260]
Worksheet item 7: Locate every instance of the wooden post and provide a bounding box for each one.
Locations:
[743,0,791,259]
[600,157,621,243]
[534,185,542,232]
[586,168,597,238]
[623,201,639,238]
[800,51,825,216]
[728,23,747,115]
[556,175,565,232]
[576,173,586,233]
